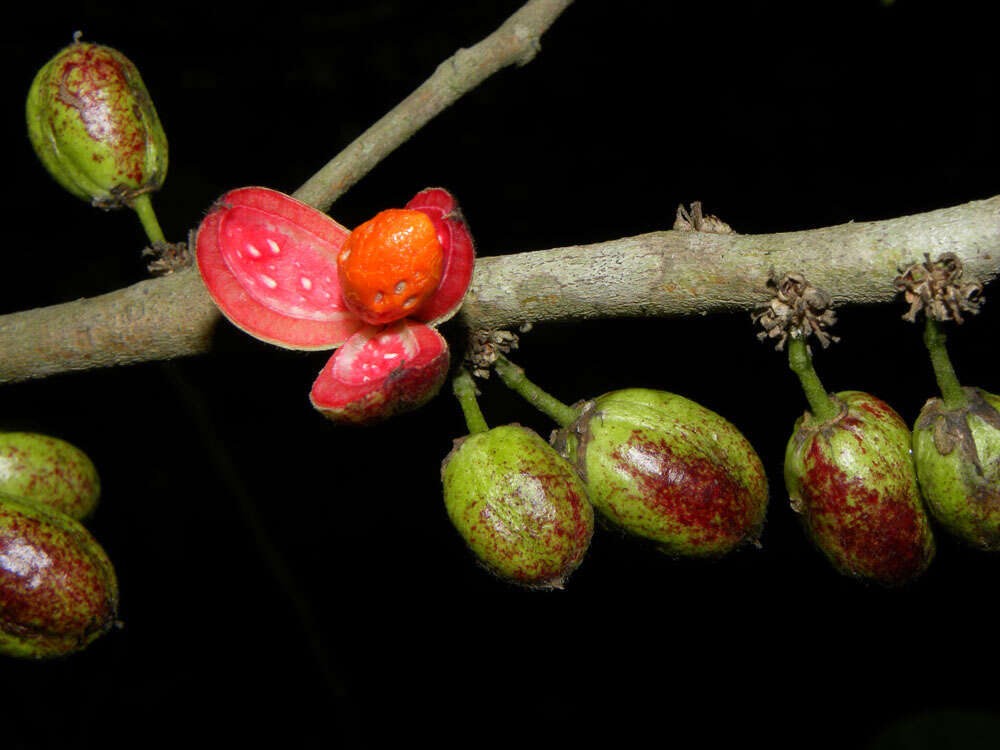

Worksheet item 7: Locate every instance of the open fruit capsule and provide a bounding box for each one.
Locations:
[195,187,475,423]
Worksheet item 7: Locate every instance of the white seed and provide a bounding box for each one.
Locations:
[394,281,406,294]
[260,274,278,289]
[267,239,281,254]
[300,277,313,290]
[384,352,399,359]
[245,242,262,258]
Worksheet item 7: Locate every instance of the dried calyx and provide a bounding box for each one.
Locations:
[896,254,1000,550]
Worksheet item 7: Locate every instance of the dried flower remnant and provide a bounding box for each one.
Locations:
[673,202,734,234]
[895,253,982,324]
[751,272,840,351]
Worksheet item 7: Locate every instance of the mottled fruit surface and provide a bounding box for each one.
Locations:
[442,425,594,588]
[310,320,449,425]
[337,209,444,325]
[1,493,119,659]
[26,40,167,205]
[785,390,934,585]
[0,433,100,521]
[913,388,1000,550]
[553,389,768,558]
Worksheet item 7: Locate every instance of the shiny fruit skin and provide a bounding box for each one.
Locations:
[1,493,119,659]
[912,388,1000,550]
[785,391,934,586]
[441,425,594,588]
[553,389,768,558]
[26,40,167,205]
[0,433,100,521]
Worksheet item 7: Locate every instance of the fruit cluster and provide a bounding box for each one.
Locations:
[22,38,1000,603]
[1,432,118,659]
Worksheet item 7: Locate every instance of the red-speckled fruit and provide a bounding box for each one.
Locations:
[0,432,100,521]
[405,188,475,326]
[195,187,362,350]
[1,492,119,659]
[441,425,594,588]
[310,319,449,425]
[784,391,935,585]
[552,389,768,558]
[26,39,167,205]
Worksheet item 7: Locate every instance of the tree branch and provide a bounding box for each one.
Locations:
[4,194,998,385]
[3,0,999,386]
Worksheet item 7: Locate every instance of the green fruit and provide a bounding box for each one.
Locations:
[26,39,167,207]
[0,432,100,521]
[441,425,594,588]
[784,391,935,585]
[552,389,768,558]
[912,388,1000,550]
[1,492,119,659]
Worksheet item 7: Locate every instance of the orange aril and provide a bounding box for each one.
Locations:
[337,208,445,325]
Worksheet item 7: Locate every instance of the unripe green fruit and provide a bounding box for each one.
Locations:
[912,388,1000,550]
[784,391,935,586]
[552,389,768,558]
[26,39,167,206]
[441,425,594,588]
[1,492,119,659]
[0,432,100,521]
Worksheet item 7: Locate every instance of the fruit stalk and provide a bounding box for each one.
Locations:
[922,316,968,410]
[452,369,489,435]
[131,192,166,245]
[787,337,839,422]
[492,355,579,427]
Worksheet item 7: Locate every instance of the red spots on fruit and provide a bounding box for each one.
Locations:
[611,430,760,553]
[801,441,929,584]
[790,392,933,585]
[1,502,116,647]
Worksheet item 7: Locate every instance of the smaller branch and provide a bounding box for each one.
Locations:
[294,0,573,211]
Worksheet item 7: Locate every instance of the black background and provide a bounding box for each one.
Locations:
[4,0,1000,746]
